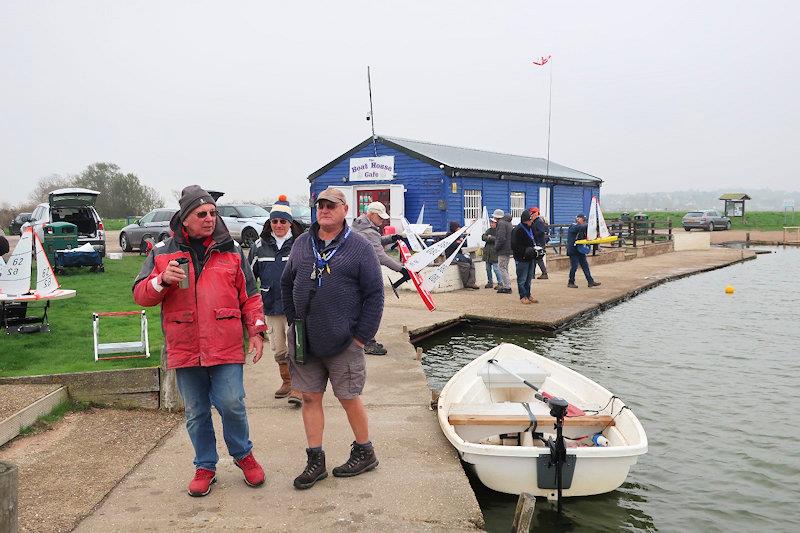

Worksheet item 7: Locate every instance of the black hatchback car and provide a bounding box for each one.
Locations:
[8,212,32,235]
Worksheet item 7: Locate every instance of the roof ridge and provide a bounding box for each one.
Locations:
[381,135,551,163]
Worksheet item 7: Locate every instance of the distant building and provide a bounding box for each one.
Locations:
[307,136,603,231]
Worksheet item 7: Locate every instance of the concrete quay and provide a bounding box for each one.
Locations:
[74,247,754,532]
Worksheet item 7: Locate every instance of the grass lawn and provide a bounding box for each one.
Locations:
[605,211,794,231]
[102,218,129,231]
[1,256,163,377]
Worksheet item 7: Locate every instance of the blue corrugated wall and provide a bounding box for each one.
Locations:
[309,139,600,232]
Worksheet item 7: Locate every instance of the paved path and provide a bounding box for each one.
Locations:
[74,248,754,532]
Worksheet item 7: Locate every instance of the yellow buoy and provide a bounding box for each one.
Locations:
[725,285,735,294]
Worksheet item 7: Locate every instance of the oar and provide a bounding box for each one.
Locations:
[487,358,586,417]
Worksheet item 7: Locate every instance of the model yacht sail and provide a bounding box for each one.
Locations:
[576,196,618,245]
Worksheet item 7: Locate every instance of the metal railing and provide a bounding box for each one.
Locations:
[546,219,674,254]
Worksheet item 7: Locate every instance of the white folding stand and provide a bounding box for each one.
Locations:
[92,310,150,361]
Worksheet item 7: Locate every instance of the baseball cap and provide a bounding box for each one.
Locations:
[315,187,347,205]
[367,201,390,220]
[492,209,505,219]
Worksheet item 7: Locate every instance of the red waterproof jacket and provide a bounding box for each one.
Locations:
[133,216,266,369]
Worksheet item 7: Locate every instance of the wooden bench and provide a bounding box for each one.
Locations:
[448,413,614,427]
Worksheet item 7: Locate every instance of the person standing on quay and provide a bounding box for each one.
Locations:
[493,209,513,294]
[281,187,384,490]
[248,195,302,407]
[133,185,267,497]
[351,200,408,355]
[445,221,479,290]
[481,218,501,288]
[530,207,549,279]
[566,213,602,288]
[511,210,538,304]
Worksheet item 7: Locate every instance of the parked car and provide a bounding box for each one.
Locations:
[119,208,179,252]
[22,188,106,255]
[682,210,731,231]
[8,212,32,235]
[217,204,270,247]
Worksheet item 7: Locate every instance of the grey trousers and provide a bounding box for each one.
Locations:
[533,255,548,276]
[497,255,512,289]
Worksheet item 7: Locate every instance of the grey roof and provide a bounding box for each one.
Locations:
[380,136,602,183]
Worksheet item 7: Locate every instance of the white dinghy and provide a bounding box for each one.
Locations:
[437,343,647,500]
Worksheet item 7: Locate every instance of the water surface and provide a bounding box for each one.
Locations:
[418,247,800,532]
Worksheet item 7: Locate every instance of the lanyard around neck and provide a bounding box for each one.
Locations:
[310,226,351,287]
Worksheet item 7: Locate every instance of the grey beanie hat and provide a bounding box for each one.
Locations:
[178,185,216,222]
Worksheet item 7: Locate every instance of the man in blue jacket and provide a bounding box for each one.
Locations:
[566,213,601,288]
[281,187,384,490]
[248,195,302,407]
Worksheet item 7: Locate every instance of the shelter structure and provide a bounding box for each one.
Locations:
[307,136,603,232]
[719,193,751,219]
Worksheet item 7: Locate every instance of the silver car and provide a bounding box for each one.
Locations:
[119,208,178,251]
[682,210,731,231]
[23,188,106,255]
[217,204,269,247]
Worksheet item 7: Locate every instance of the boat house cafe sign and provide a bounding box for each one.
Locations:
[349,156,395,181]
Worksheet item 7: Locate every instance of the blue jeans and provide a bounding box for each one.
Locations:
[569,254,595,284]
[176,363,253,471]
[485,261,501,285]
[515,259,534,299]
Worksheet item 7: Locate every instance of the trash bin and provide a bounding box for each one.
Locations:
[43,222,78,265]
[633,213,650,236]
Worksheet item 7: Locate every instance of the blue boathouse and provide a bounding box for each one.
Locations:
[308,135,603,232]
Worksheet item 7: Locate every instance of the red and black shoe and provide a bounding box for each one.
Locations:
[187,468,216,497]
[235,452,265,487]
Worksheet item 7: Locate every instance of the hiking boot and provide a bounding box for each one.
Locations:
[528,297,539,304]
[498,288,513,294]
[567,282,578,288]
[465,284,480,290]
[537,273,549,279]
[234,452,265,487]
[187,468,216,497]
[294,448,328,489]
[332,441,379,478]
[275,362,292,399]
[364,343,387,356]
[588,281,602,287]
[287,389,303,407]
[520,298,530,305]
[484,282,494,289]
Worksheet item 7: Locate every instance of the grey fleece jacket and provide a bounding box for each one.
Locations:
[351,214,404,272]
[494,214,513,256]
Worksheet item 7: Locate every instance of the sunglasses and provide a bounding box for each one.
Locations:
[195,209,217,219]
[270,219,289,225]
[316,201,340,211]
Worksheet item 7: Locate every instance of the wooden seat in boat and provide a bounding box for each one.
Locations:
[447,402,614,428]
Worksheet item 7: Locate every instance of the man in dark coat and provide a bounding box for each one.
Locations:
[530,207,549,279]
[248,195,302,406]
[492,209,513,294]
[510,210,538,304]
[481,218,501,288]
[445,221,479,290]
[566,213,601,288]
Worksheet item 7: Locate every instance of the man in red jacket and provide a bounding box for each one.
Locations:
[133,185,267,497]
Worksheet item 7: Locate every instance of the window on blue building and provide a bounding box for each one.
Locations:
[463,189,482,220]
[510,192,525,218]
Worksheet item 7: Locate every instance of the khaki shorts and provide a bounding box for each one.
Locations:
[287,338,366,400]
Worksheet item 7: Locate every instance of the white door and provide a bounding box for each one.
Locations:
[539,187,552,223]
[389,184,405,230]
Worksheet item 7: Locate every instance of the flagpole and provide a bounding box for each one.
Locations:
[367,65,378,157]
[545,58,553,179]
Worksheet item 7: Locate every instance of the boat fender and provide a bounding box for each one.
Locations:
[591,433,610,447]
[521,402,538,433]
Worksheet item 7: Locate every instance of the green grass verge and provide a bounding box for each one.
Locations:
[102,218,129,231]
[17,399,92,436]
[0,256,163,377]
[605,211,795,231]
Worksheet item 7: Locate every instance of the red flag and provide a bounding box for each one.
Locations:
[532,55,551,66]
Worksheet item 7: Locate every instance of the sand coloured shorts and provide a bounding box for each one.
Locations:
[287,337,366,400]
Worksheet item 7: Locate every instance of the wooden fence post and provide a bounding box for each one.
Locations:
[0,461,18,533]
[668,218,673,241]
[160,345,183,412]
[510,492,535,532]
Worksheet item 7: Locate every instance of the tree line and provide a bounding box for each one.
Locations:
[1,163,163,230]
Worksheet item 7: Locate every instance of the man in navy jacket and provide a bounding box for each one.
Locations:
[566,213,601,288]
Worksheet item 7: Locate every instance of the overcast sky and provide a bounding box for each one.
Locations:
[1,1,797,206]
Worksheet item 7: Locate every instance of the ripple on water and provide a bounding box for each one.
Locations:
[417,247,800,532]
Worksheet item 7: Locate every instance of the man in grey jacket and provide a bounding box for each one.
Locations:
[351,201,407,355]
[492,209,513,294]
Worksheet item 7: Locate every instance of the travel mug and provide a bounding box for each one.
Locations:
[176,258,190,289]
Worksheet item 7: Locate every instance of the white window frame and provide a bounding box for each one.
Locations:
[510,192,525,218]
[463,189,482,220]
